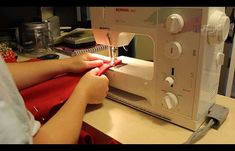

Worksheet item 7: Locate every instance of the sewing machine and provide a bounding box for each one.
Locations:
[90,7,230,131]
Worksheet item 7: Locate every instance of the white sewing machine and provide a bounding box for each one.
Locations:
[90,7,230,131]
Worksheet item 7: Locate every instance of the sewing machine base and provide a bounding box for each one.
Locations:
[107,86,205,131]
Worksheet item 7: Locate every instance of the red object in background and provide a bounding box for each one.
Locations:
[0,43,17,63]
[0,49,17,63]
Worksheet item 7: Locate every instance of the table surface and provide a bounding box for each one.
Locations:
[83,95,235,144]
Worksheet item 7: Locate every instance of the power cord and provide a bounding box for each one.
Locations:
[184,104,229,144]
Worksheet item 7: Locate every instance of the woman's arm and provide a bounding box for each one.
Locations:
[7,53,105,90]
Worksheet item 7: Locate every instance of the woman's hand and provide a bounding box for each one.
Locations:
[74,67,109,104]
[66,53,111,73]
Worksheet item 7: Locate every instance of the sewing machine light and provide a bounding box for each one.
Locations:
[92,29,135,48]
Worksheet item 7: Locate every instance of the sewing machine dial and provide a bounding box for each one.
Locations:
[164,76,174,87]
[165,14,184,34]
[163,92,178,109]
[164,41,182,59]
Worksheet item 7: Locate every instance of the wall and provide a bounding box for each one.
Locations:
[0,7,41,29]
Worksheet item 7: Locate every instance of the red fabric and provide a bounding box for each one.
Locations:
[20,73,83,123]
[20,58,121,123]
[108,139,120,144]
[20,73,120,144]
[19,58,121,144]
[96,59,122,76]
[78,130,95,144]
[78,129,120,144]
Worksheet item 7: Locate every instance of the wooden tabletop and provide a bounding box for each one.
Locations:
[84,95,235,144]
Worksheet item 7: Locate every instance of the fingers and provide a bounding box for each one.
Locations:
[87,53,111,63]
[88,67,100,75]
[99,74,109,94]
[100,74,109,81]
[85,60,104,68]
[100,75,109,92]
[88,68,109,82]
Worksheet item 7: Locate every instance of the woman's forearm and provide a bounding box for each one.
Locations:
[7,59,71,90]
[33,90,88,144]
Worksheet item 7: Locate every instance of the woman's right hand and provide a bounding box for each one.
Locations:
[74,68,109,104]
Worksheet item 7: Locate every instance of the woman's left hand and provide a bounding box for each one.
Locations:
[66,53,110,73]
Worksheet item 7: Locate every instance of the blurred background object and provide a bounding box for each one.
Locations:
[218,7,235,98]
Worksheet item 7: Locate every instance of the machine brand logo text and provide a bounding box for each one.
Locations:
[116,8,136,13]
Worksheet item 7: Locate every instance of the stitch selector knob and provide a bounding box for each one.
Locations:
[163,92,178,109]
[166,14,184,34]
[164,41,182,59]
[165,76,174,87]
